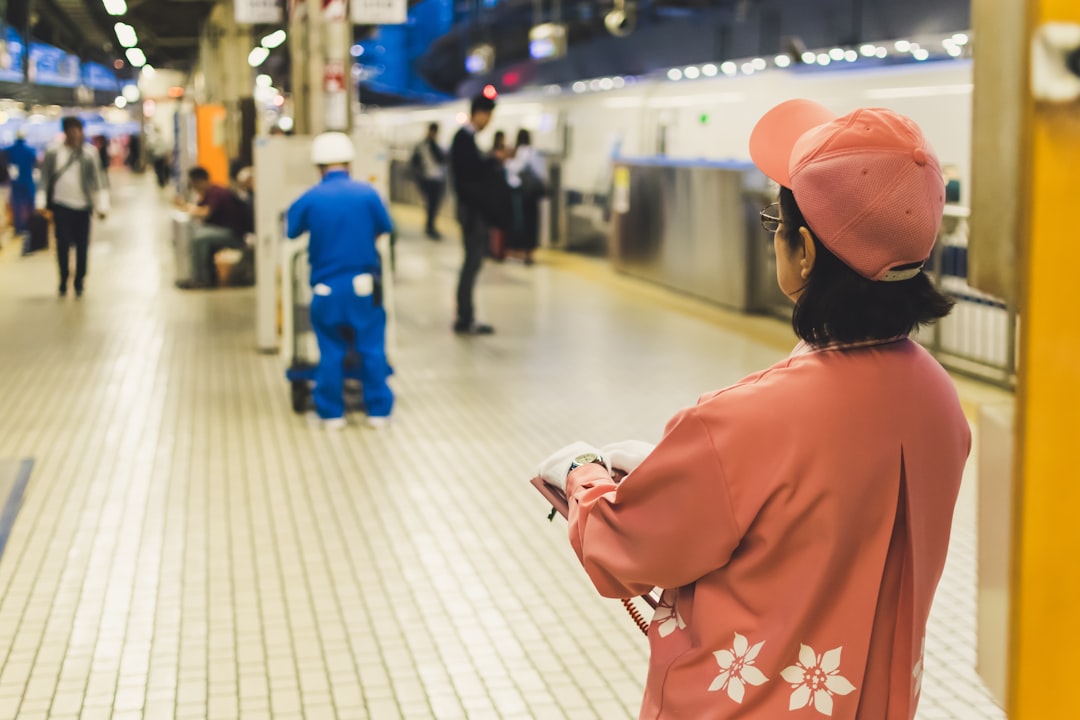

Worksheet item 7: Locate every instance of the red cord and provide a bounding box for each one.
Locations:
[622,598,650,636]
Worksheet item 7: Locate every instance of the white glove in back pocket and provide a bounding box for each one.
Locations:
[352,274,374,297]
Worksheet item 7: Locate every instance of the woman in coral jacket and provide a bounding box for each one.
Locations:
[537,99,971,719]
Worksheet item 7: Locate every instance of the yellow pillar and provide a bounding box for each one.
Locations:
[1010,0,1080,716]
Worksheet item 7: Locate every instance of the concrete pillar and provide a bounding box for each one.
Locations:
[198,0,253,163]
[289,2,312,135]
[288,0,353,135]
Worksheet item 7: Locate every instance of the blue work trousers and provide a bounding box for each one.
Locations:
[310,276,394,420]
[10,182,33,233]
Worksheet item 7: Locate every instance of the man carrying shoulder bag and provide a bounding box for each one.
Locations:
[38,116,109,298]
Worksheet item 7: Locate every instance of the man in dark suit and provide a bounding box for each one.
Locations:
[449,95,501,335]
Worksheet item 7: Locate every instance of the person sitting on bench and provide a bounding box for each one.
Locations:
[174,166,247,289]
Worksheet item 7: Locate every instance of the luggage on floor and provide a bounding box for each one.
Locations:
[24,213,49,254]
[171,211,194,283]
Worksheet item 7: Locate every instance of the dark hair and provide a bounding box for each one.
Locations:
[470,95,496,115]
[188,166,210,183]
[779,187,953,345]
[427,122,439,133]
[61,116,83,132]
[516,129,531,147]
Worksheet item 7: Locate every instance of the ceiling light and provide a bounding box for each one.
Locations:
[256,74,273,88]
[667,68,682,81]
[261,30,287,49]
[875,47,888,58]
[102,0,127,16]
[248,47,270,67]
[774,54,791,68]
[817,54,831,66]
[142,65,155,77]
[612,77,626,88]
[802,51,817,64]
[946,45,962,57]
[589,78,602,90]
[912,48,930,61]
[684,66,700,79]
[114,22,137,48]
[278,116,294,132]
[702,63,718,77]
[572,81,586,93]
[751,57,766,71]
[952,33,969,45]
[121,84,140,102]
[844,50,858,62]
[860,44,877,57]
[829,48,845,61]
[599,77,614,90]
[895,40,911,52]
[125,47,146,67]
[721,61,737,75]
[114,96,127,108]
[350,44,364,57]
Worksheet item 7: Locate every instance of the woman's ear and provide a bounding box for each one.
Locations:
[798,227,817,279]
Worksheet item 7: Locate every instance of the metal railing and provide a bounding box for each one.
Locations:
[916,207,1017,389]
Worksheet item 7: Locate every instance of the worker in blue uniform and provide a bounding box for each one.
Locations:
[286,132,394,430]
[6,133,37,236]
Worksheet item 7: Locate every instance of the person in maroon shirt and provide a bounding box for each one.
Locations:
[174,166,247,289]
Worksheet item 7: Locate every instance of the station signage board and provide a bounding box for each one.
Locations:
[351,0,407,25]
[82,62,119,92]
[29,43,80,88]
[0,26,24,84]
[236,0,284,25]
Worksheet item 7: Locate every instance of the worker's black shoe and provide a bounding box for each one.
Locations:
[453,322,495,336]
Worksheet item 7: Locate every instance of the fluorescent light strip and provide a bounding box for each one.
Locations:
[114,22,137,49]
[647,92,744,108]
[864,84,973,99]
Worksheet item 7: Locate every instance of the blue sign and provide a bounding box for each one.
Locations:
[29,42,80,87]
[82,62,119,92]
[0,26,25,83]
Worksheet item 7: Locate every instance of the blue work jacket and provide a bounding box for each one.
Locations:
[287,170,393,286]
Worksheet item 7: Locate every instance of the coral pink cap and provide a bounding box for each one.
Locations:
[749,99,946,282]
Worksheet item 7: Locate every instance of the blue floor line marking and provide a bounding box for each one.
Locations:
[0,458,33,559]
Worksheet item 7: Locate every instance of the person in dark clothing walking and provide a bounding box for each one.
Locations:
[449,95,501,335]
[6,134,37,237]
[411,123,447,240]
[38,117,109,297]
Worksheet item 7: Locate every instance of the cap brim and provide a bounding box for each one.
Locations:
[749,99,838,188]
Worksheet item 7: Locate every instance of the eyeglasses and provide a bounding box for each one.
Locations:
[760,202,781,233]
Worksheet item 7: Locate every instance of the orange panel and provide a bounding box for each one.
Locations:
[195,104,229,186]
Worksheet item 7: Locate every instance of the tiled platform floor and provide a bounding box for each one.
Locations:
[0,173,1007,718]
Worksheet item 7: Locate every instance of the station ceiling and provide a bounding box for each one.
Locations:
[20,0,723,72]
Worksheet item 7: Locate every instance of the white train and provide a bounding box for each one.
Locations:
[360,58,973,202]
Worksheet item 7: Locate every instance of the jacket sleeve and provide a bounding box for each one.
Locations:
[91,153,110,215]
[566,407,743,598]
[35,151,52,210]
[450,131,491,198]
[370,192,393,237]
[286,195,307,239]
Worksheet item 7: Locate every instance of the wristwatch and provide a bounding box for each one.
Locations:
[568,452,606,478]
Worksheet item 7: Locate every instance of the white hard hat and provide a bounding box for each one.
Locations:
[311,132,355,165]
